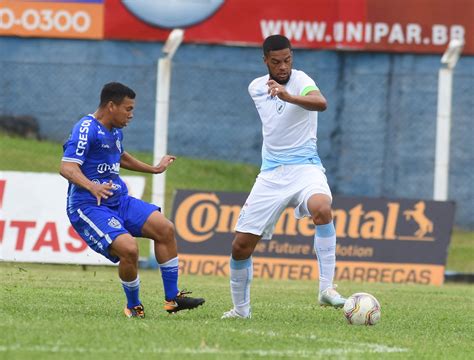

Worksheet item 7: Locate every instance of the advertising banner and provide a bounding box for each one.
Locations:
[171,190,455,285]
[0,171,145,265]
[0,0,104,39]
[104,0,473,55]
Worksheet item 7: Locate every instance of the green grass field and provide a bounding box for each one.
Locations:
[1,262,473,360]
[1,134,473,359]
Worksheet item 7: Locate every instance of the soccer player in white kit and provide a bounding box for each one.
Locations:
[222,35,346,319]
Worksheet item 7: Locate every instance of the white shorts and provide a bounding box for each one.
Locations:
[235,164,332,240]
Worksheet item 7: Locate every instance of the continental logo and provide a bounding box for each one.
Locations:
[402,201,434,238]
[174,193,435,242]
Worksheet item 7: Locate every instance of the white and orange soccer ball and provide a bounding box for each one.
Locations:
[343,293,381,325]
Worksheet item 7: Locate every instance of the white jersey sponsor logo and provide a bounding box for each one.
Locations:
[75,119,92,156]
[97,163,120,174]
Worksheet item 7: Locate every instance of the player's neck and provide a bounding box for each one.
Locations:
[92,110,114,131]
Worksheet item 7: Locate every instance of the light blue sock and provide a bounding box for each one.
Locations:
[160,257,179,301]
[121,276,141,308]
[314,221,336,292]
[229,256,253,317]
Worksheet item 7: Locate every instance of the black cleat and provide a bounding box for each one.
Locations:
[164,290,205,314]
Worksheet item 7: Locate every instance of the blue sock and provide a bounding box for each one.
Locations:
[121,276,141,308]
[160,257,179,301]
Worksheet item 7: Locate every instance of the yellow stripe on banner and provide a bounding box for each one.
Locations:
[178,254,445,285]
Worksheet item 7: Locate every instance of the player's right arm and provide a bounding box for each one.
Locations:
[59,162,113,205]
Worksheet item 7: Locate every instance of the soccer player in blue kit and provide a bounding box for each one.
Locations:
[222,35,346,319]
[60,82,205,318]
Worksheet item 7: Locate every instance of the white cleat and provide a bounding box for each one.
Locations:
[318,285,347,308]
[221,308,251,319]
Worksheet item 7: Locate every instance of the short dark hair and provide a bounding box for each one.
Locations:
[263,35,292,55]
[99,82,136,107]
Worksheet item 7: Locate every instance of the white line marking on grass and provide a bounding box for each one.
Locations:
[0,344,401,357]
[228,328,409,354]
[0,328,408,357]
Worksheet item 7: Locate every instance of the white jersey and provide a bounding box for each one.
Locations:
[248,69,323,171]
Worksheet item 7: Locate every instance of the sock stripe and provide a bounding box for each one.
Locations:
[121,276,140,289]
[230,256,252,270]
[316,221,335,237]
[160,256,179,268]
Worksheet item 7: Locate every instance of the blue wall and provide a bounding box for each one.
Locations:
[0,38,473,228]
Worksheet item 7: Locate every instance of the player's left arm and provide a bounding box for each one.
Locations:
[120,151,176,174]
[267,79,327,111]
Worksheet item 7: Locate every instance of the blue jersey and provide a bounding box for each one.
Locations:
[62,115,128,213]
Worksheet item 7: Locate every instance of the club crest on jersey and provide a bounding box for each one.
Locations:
[276,99,286,114]
[116,139,121,152]
[108,217,122,229]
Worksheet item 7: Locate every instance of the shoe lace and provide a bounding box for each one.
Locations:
[221,309,237,318]
[323,285,341,297]
[177,289,193,298]
[132,305,144,316]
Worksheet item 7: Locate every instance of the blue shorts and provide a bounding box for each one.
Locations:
[68,195,160,263]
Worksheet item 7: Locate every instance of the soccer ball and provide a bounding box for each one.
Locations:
[343,292,381,325]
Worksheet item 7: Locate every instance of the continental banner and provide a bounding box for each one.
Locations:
[171,190,455,285]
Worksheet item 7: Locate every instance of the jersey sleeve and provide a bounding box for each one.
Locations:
[62,118,97,165]
[298,71,320,96]
[248,78,259,97]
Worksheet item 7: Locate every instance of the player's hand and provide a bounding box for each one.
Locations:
[267,80,289,100]
[90,180,114,206]
[154,155,177,174]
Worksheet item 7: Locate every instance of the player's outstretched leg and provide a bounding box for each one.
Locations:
[142,212,205,314]
[159,257,205,313]
[221,256,253,319]
[314,221,346,308]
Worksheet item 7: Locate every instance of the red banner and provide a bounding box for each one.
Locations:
[104,0,473,55]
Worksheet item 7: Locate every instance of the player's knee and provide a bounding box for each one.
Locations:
[231,239,252,258]
[163,220,175,239]
[154,220,175,243]
[119,242,139,263]
[312,204,333,225]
